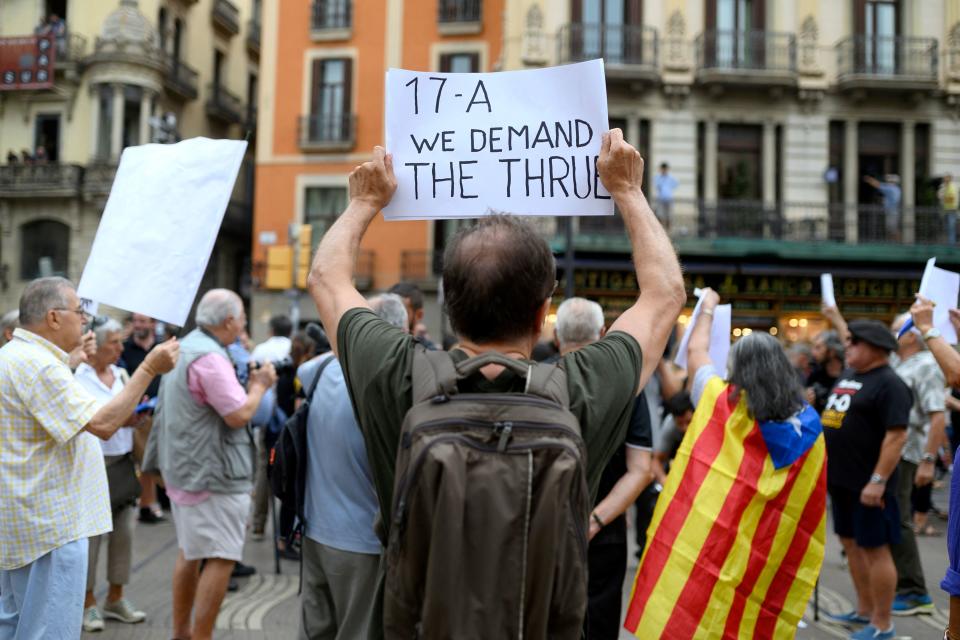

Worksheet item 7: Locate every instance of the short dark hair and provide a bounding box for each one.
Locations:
[269,314,293,338]
[660,162,669,170]
[442,215,556,344]
[387,282,424,311]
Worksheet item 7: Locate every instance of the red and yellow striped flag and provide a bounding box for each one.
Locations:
[624,375,826,639]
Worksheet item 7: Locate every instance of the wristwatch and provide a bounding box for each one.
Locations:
[923,327,942,342]
[869,473,886,484]
[922,452,937,463]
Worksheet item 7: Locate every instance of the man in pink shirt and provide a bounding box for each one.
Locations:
[144,289,276,640]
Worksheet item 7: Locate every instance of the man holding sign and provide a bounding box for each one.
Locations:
[307,126,684,637]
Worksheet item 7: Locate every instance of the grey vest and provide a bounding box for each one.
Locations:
[143,329,254,494]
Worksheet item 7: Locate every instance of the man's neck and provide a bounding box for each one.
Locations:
[897,345,921,362]
[855,358,888,374]
[826,357,843,377]
[456,336,536,361]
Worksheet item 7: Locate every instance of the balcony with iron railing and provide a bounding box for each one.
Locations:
[400,250,444,288]
[439,0,481,23]
[298,113,356,151]
[0,163,83,198]
[164,57,199,100]
[206,84,244,124]
[558,24,658,81]
[438,0,481,34]
[695,30,797,87]
[311,0,352,38]
[836,35,938,91]
[211,0,240,36]
[57,33,87,67]
[247,18,260,55]
[561,199,960,260]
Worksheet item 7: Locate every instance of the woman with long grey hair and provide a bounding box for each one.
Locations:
[624,288,827,637]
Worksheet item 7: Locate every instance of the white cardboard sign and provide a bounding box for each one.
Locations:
[383,60,613,220]
[78,138,248,326]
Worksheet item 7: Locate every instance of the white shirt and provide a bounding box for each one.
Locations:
[251,336,291,363]
[75,363,133,456]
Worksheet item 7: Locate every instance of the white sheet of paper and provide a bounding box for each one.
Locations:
[711,305,733,378]
[675,298,732,377]
[917,257,960,344]
[820,274,836,307]
[383,60,613,220]
[77,138,247,326]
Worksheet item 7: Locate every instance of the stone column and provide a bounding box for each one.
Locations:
[843,119,858,243]
[900,121,915,244]
[626,117,640,148]
[704,119,718,203]
[110,84,124,160]
[762,120,776,207]
[139,91,153,145]
[89,85,101,159]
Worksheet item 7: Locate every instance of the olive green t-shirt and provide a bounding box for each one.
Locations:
[337,308,643,530]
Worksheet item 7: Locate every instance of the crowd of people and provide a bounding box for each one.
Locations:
[2,128,960,640]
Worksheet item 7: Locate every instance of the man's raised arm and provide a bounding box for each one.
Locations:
[307,146,397,356]
[600,129,686,392]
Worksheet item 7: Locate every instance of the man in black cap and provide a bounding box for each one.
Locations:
[820,316,912,640]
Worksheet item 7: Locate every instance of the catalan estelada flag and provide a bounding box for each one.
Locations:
[624,375,827,639]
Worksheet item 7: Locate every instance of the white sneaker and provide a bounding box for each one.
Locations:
[82,606,105,632]
[102,598,146,623]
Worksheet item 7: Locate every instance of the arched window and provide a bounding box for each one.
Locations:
[20,219,69,280]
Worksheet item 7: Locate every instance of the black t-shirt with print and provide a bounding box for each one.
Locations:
[821,365,911,493]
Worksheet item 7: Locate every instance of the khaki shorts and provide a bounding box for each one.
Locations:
[171,492,251,561]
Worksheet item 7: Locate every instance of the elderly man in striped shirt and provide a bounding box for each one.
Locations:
[0,277,178,639]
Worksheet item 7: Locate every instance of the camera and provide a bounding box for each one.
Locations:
[250,356,296,376]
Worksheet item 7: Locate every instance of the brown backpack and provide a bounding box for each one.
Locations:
[383,349,590,640]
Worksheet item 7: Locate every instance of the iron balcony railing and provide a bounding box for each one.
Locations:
[836,35,938,79]
[0,164,83,195]
[355,250,374,290]
[206,83,244,124]
[247,18,261,53]
[438,0,481,23]
[164,57,199,100]
[696,30,796,73]
[400,250,444,283]
[299,113,356,148]
[311,0,352,30]
[574,199,957,246]
[211,0,240,35]
[558,23,658,67]
[58,32,87,64]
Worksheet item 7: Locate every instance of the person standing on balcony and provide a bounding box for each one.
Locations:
[654,162,678,230]
[939,174,958,245]
[864,174,902,242]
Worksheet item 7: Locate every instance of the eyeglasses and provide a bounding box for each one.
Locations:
[53,307,91,322]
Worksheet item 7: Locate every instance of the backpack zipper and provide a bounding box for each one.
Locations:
[405,417,586,450]
[392,432,584,534]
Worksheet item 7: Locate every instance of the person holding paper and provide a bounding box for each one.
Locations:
[807,329,846,414]
[909,297,960,640]
[307,129,685,638]
[884,313,946,614]
[821,320,911,640]
[0,277,178,640]
[143,289,276,640]
[624,287,826,638]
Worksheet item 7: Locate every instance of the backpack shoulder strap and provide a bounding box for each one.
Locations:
[525,362,571,409]
[303,354,335,404]
[412,347,458,404]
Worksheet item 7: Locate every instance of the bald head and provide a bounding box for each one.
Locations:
[442,215,556,344]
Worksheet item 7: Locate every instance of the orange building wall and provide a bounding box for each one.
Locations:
[255,0,504,293]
